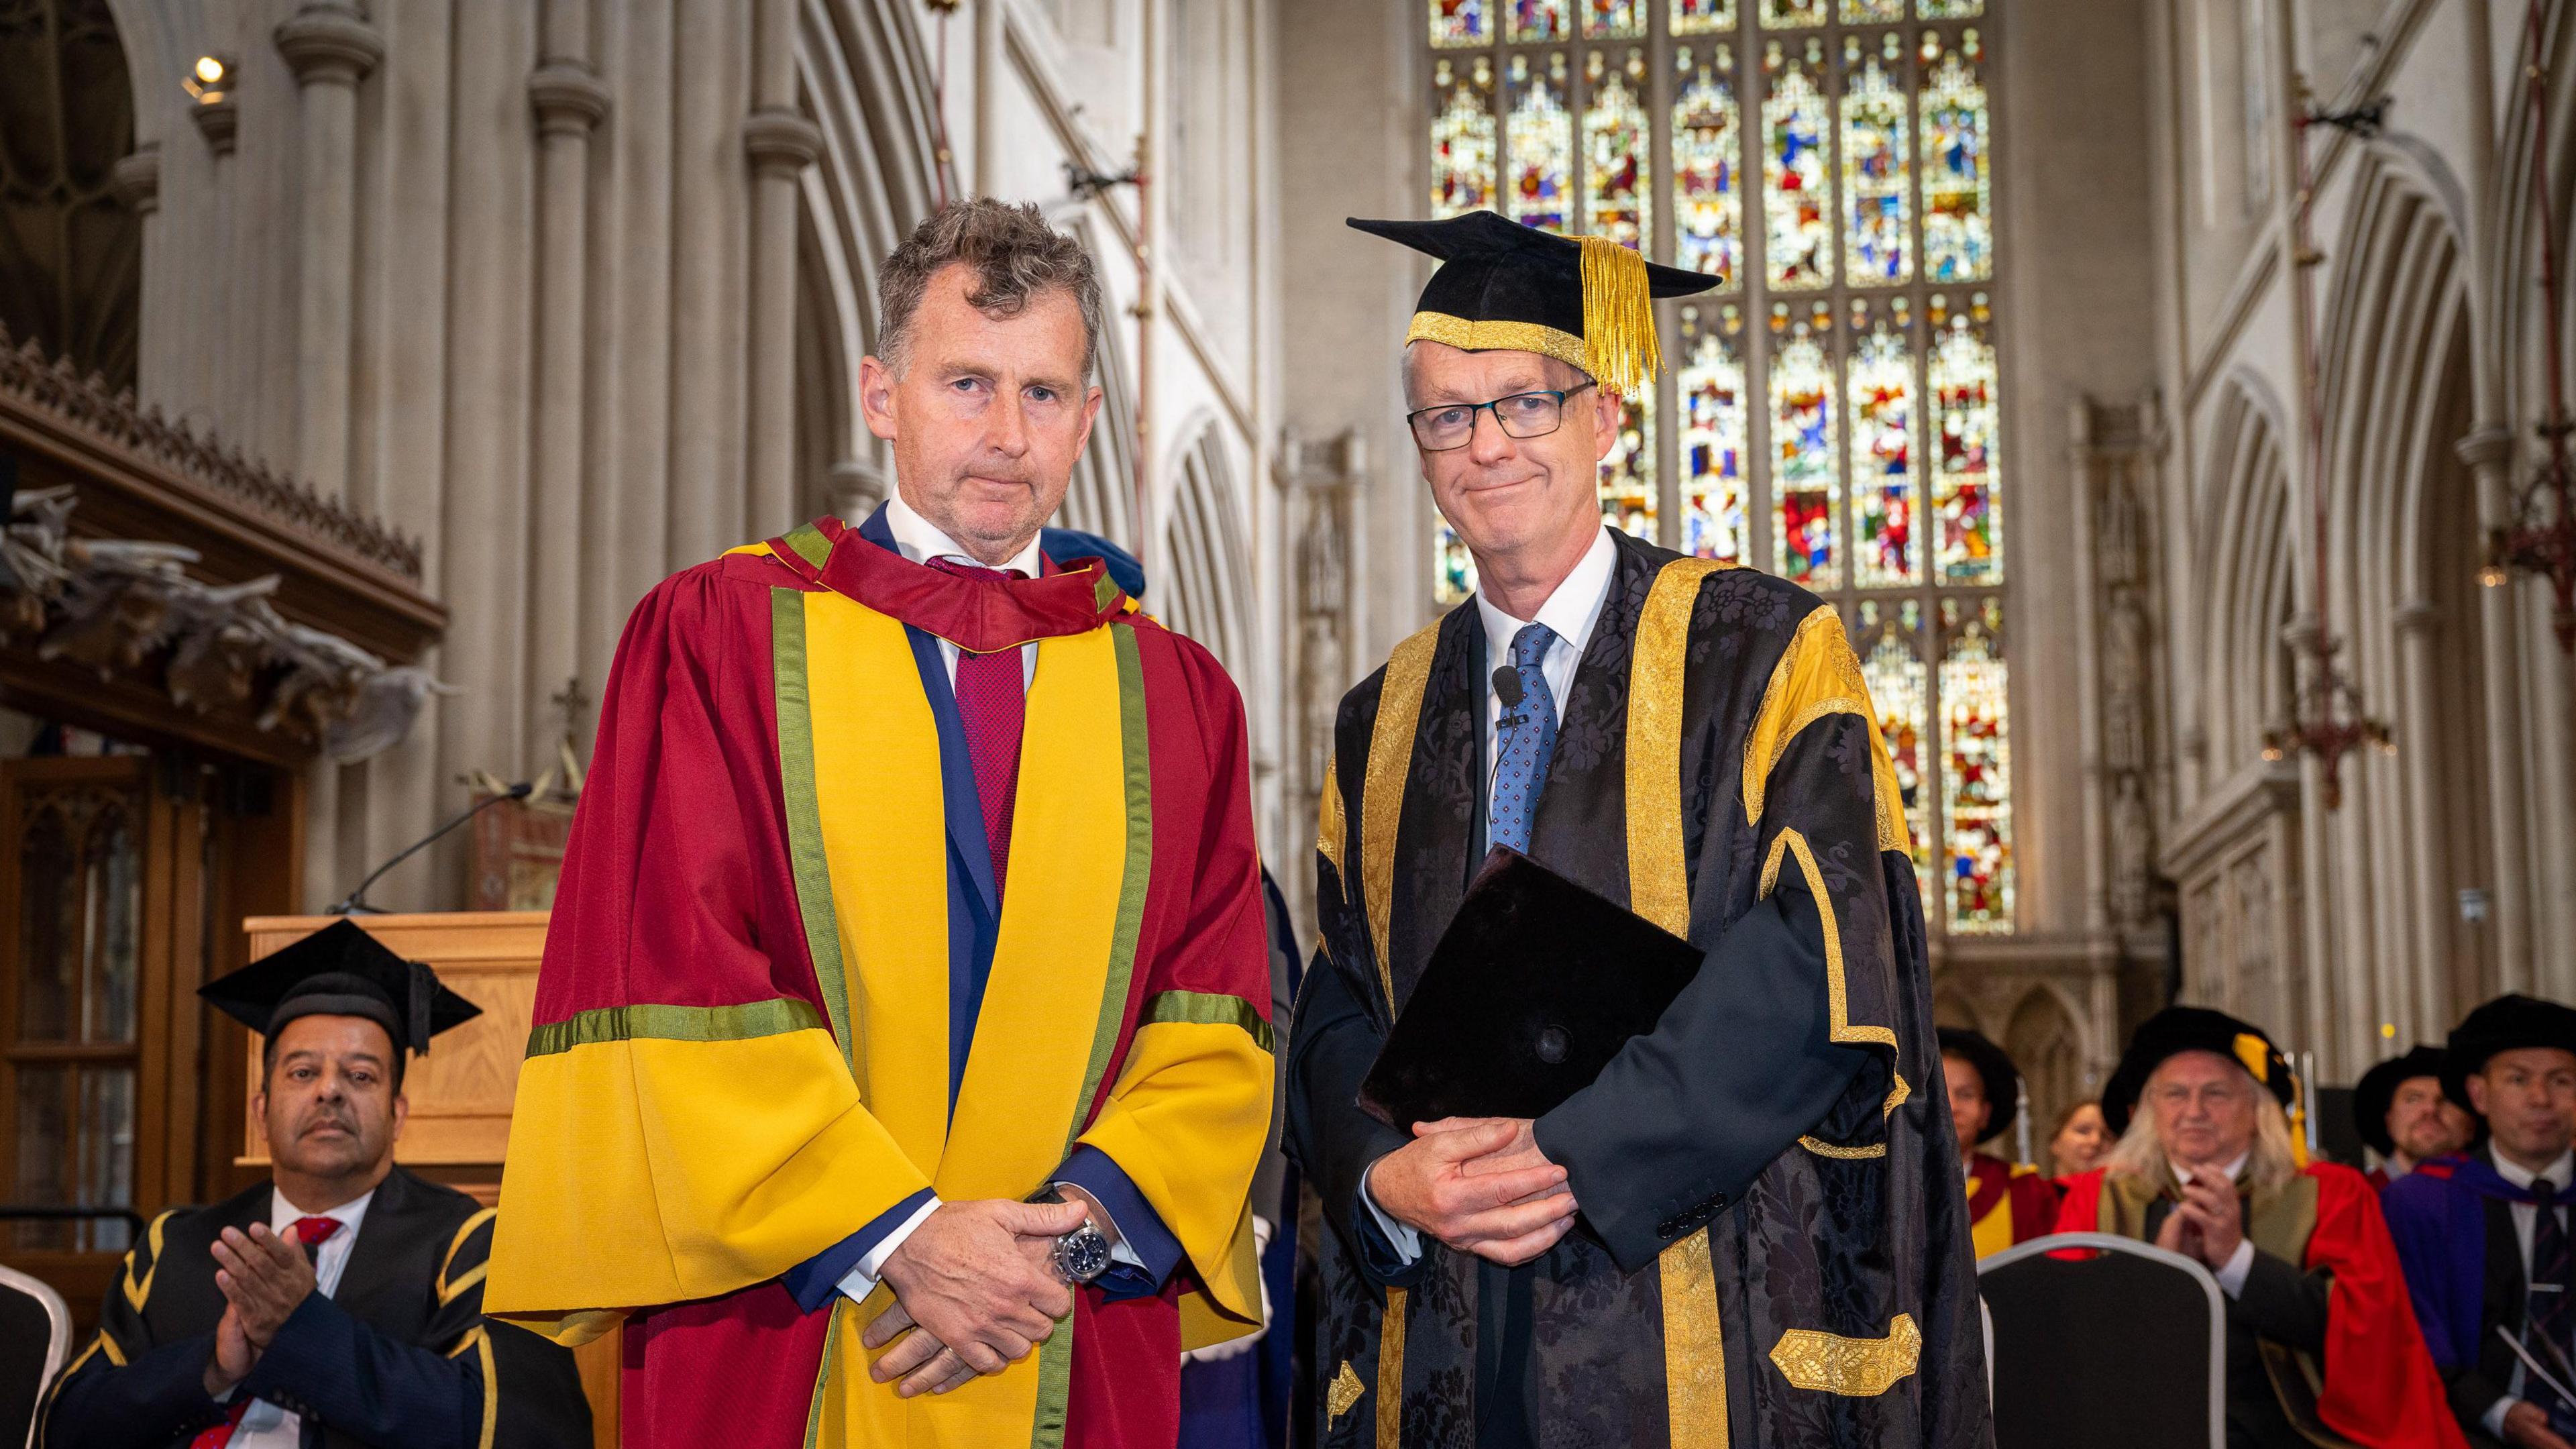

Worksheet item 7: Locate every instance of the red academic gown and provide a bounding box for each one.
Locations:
[1964,1152,2059,1258]
[2057,1164,2466,1449]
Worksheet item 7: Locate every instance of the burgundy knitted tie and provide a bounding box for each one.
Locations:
[927,558,1028,898]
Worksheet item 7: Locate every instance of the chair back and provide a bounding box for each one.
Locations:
[0,1263,69,1449]
[1978,1232,2225,1449]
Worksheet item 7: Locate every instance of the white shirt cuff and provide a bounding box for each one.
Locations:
[2484,1395,2520,1439]
[835,1195,944,1305]
[2213,1239,2256,1298]
[1051,1181,1146,1271]
[1360,1160,1424,1265]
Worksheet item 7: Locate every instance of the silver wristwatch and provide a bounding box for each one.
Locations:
[1028,1187,1112,1285]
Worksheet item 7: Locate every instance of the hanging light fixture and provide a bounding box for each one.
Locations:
[2482,0,2576,653]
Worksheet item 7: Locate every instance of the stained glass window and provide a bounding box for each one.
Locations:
[1672,43,1741,282]
[1771,301,1838,586]
[1857,598,1931,894]
[1929,290,2000,584]
[1679,303,1748,561]
[1849,296,1917,585]
[1417,0,2012,933]
[1507,51,1574,233]
[1432,0,1491,46]
[1601,391,1658,537]
[1583,50,1651,249]
[1672,0,1736,32]
[1432,56,1499,218]
[1762,40,1831,289]
[1586,0,1649,38]
[1841,33,1911,285]
[1920,29,1992,281]
[1509,0,1572,43]
[1941,596,2012,932]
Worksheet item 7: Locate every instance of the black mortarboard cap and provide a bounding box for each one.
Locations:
[1348,211,1721,397]
[2351,1044,2455,1157]
[200,918,481,1055]
[2445,994,2576,1106]
[1937,1026,2021,1146]
[2101,1006,2299,1140]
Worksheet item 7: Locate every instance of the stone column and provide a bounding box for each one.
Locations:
[109,146,161,394]
[525,53,610,770]
[274,2,384,499]
[2392,597,2447,1038]
[744,108,822,538]
[2455,425,2532,990]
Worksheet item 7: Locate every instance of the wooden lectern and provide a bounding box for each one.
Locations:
[241,913,616,1446]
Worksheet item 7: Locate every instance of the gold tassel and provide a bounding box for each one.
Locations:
[1578,233,1662,398]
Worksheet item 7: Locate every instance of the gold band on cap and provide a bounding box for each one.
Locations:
[1406,311,1593,380]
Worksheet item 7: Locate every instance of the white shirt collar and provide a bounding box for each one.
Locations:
[1473,525,1619,669]
[2170,1150,2252,1187]
[883,492,1045,579]
[2494,1149,2575,1193]
[270,1185,375,1234]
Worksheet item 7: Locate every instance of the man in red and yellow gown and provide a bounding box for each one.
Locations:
[1939,1027,2057,1258]
[484,200,1273,1448]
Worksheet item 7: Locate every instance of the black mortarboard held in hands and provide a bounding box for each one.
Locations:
[2350,1044,2455,1158]
[1347,210,1722,398]
[2102,1006,2304,1163]
[1937,1026,2021,1147]
[2444,994,2576,1108]
[201,918,481,1056]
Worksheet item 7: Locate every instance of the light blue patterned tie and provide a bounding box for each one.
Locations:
[1489,623,1560,855]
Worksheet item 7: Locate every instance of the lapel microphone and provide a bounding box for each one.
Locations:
[1493,666,1524,708]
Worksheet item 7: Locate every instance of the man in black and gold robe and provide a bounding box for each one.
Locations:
[1286,211,1988,1448]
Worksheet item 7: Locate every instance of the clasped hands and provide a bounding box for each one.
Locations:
[2151,1169,2247,1272]
[862,1195,1097,1398]
[202,1225,319,1399]
[1368,1117,1579,1267]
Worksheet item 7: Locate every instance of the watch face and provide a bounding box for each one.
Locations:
[1054,1226,1112,1284]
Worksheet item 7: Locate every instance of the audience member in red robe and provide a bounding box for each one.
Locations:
[1939,1026,2057,1258]
[2057,1006,2466,1449]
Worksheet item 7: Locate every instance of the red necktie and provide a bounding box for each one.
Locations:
[926,559,1028,900]
[191,1218,343,1447]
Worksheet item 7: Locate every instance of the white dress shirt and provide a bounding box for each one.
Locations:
[1361,525,1621,1265]
[2482,1148,2575,1437]
[228,1187,376,1449]
[881,492,1046,688]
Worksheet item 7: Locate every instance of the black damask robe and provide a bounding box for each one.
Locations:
[1286,530,1990,1449]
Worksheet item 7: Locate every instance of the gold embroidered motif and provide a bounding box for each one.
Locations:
[1363,619,1445,1015]
[1798,1136,1888,1159]
[1377,1286,1410,1448]
[1660,1229,1731,1447]
[1758,828,1898,1051]
[1768,1313,1922,1396]
[1627,558,1733,934]
[1406,311,1593,378]
[1326,1361,1366,1425]
[1318,752,1346,879]
[1740,605,1912,855]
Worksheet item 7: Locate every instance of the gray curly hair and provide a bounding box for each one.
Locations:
[875,197,1103,378]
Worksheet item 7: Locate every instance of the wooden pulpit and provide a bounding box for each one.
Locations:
[239,913,616,1446]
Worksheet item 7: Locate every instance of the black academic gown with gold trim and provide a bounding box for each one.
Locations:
[1286,530,1988,1449]
[40,1167,589,1449]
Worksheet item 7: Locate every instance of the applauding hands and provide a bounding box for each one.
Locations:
[201,1224,319,1397]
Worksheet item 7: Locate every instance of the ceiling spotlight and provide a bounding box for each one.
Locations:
[186,54,234,105]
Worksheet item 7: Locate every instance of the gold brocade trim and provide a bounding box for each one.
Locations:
[1739,605,1912,854]
[1768,1313,1922,1397]
[1660,1230,1731,1448]
[439,1207,499,1305]
[1318,752,1346,879]
[1626,558,1733,935]
[1886,1071,1911,1116]
[1759,828,1898,1051]
[1377,1287,1409,1448]
[1799,1136,1887,1160]
[1407,311,1594,380]
[1362,618,1445,1014]
[1326,1362,1366,1425]
[123,1209,174,1311]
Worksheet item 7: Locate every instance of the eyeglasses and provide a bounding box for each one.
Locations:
[1405,383,1597,452]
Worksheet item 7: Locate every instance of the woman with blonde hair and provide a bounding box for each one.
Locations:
[2055,1007,2463,1449]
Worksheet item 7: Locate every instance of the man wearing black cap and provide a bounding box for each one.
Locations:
[1939,1028,2057,1258]
[2055,1006,2461,1449]
[2355,1045,2475,1192]
[39,920,589,1449]
[2384,996,2576,1448]
[1288,210,1982,1448]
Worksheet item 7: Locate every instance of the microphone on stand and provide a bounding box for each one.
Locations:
[329,781,535,915]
